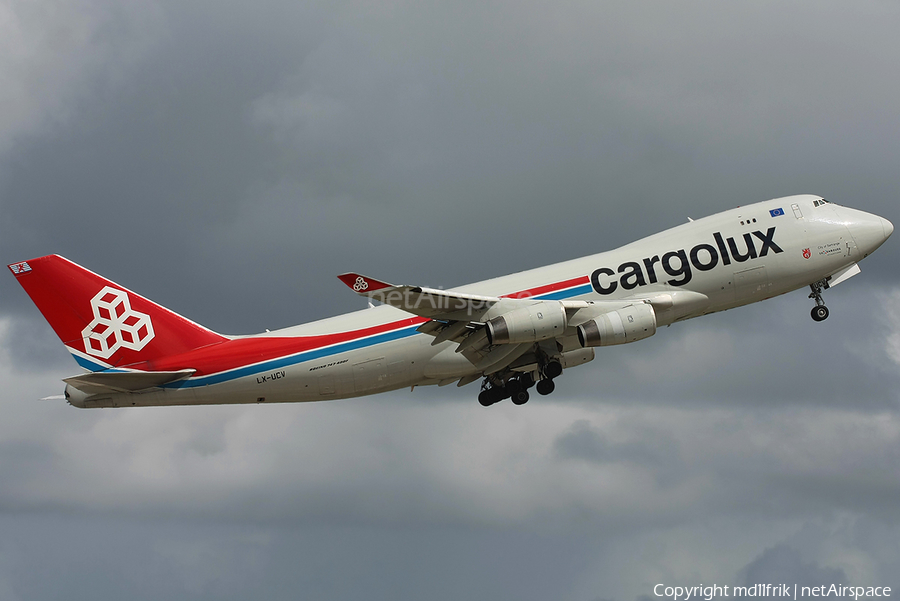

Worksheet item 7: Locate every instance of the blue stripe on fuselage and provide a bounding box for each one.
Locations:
[534,283,593,301]
[164,325,421,388]
[162,280,595,389]
[71,352,113,372]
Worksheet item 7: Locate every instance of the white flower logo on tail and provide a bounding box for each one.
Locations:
[353,277,369,292]
[81,287,155,359]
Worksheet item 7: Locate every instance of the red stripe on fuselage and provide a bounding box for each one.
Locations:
[127,316,428,376]
[500,275,589,299]
[117,275,589,376]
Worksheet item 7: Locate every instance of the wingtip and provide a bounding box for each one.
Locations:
[337,273,393,293]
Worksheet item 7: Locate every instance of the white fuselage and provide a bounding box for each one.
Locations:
[72,195,892,408]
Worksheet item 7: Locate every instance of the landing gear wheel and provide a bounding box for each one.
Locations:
[543,361,562,379]
[808,281,830,322]
[811,305,829,322]
[519,373,535,389]
[511,390,530,405]
[536,379,555,396]
[478,384,507,406]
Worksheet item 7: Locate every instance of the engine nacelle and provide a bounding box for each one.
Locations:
[485,301,567,345]
[576,302,657,347]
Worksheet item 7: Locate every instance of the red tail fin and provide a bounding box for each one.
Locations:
[8,255,227,371]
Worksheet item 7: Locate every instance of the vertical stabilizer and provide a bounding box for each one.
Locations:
[8,255,227,371]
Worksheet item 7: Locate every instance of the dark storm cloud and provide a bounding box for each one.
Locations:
[2,1,900,600]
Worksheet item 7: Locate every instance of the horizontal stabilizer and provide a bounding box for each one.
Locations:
[64,369,196,394]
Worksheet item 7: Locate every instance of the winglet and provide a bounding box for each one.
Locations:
[337,273,394,294]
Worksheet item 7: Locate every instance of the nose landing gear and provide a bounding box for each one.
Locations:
[808,280,830,322]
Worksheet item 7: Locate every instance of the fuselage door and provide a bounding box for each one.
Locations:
[318,374,336,396]
[734,266,770,302]
[353,357,387,393]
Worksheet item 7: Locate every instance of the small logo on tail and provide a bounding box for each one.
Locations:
[8,261,31,274]
[352,276,369,292]
[81,287,155,359]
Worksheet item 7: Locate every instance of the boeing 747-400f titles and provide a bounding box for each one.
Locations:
[9,195,893,408]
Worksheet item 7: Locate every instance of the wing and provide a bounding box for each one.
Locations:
[338,272,711,385]
[337,273,500,321]
[337,272,510,363]
[63,368,196,395]
[338,273,642,368]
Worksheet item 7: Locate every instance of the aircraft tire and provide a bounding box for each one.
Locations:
[478,390,494,406]
[536,379,555,396]
[811,305,829,322]
[511,390,529,405]
[520,373,535,389]
[544,361,562,379]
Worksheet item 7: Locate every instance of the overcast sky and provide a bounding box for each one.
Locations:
[2,1,900,600]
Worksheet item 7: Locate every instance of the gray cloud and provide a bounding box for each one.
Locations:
[736,544,847,590]
[554,418,687,487]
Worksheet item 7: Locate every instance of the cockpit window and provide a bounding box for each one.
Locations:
[813,199,830,207]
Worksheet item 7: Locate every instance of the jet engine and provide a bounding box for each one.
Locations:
[485,301,567,345]
[576,302,657,347]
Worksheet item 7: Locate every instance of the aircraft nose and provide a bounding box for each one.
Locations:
[847,211,893,256]
[882,216,894,241]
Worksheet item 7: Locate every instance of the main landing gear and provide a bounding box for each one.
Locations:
[808,280,830,322]
[535,359,560,396]
[478,374,532,407]
[477,359,562,407]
